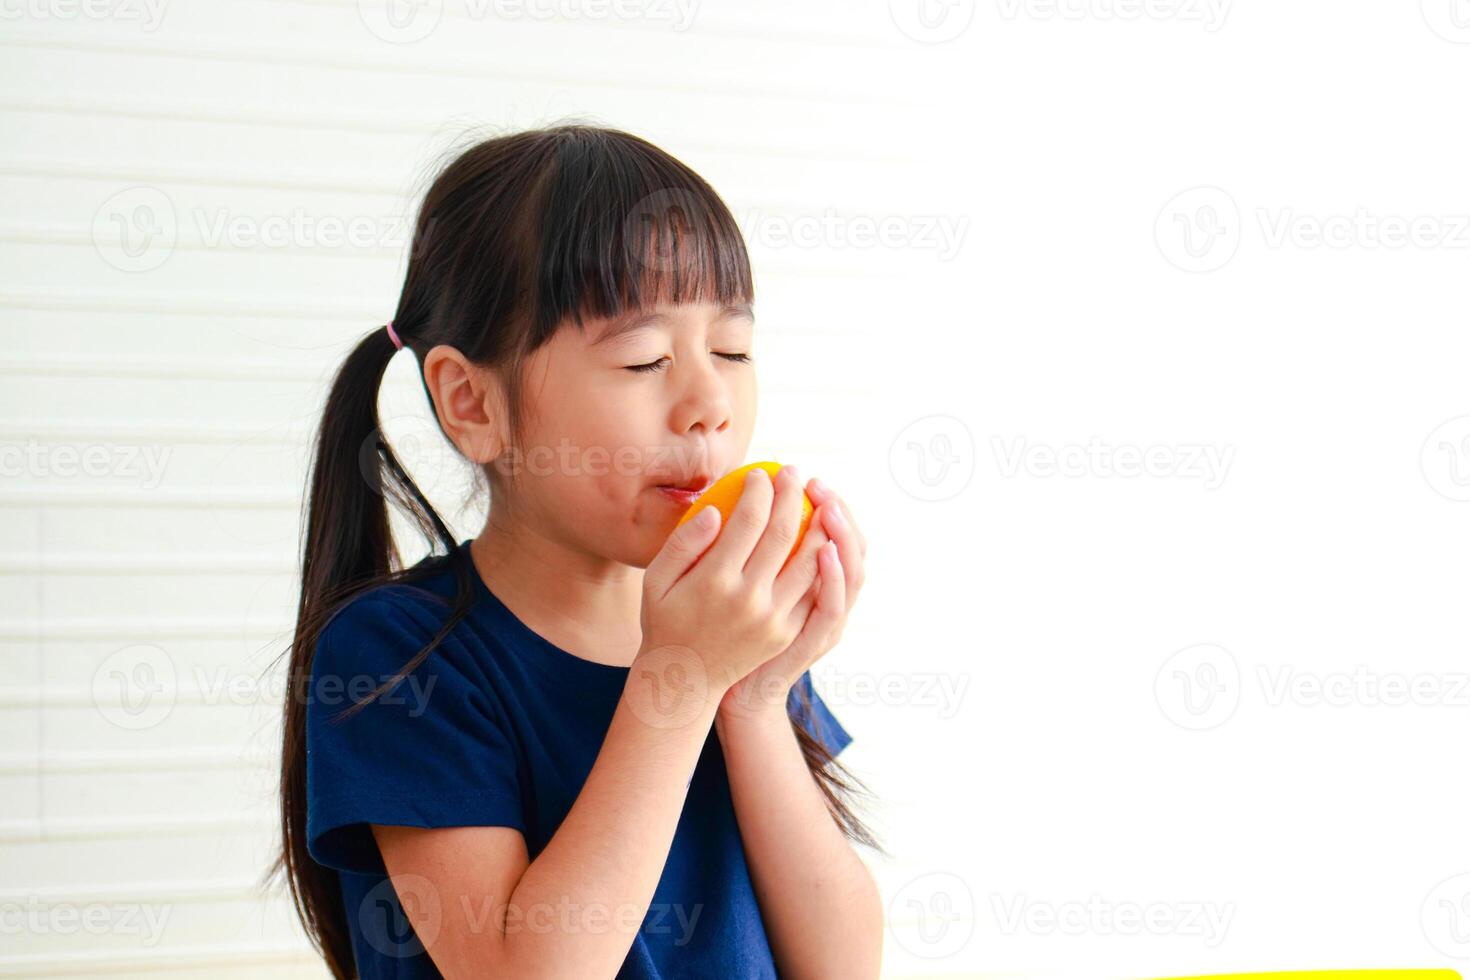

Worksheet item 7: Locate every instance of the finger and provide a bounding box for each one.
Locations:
[790,542,844,650]
[785,582,817,637]
[703,466,774,574]
[807,478,866,560]
[644,504,721,601]
[838,496,866,559]
[819,496,864,599]
[772,500,832,611]
[819,541,845,612]
[744,465,807,585]
[772,577,822,676]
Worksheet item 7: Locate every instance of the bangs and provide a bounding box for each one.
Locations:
[529,130,754,340]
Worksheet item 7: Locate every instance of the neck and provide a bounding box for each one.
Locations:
[468,510,645,668]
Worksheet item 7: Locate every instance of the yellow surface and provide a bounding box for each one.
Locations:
[1145,972,1462,980]
[676,460,813,563]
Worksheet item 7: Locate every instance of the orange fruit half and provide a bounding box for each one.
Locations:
[676,461,813,563]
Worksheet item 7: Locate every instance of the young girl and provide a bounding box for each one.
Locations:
[272,123,884,979]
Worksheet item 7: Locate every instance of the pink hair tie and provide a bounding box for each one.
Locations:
[385,320,403,351]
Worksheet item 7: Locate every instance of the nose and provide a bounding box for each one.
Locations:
[669,354,733,439]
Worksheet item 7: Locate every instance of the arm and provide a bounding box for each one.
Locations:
[713,474,881,977]
[373,655,721,980]
[715,705,884,979]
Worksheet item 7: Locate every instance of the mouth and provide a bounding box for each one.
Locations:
[653,473,714,505]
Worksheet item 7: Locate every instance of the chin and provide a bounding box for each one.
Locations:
[628,519,680,570]
[618,536,661,571]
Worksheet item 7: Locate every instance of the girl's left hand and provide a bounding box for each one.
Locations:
[718,475,867,722]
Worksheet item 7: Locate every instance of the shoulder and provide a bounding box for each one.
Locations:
[311,557,471,683]
[319,545,465,635]
[319,583,441,639]
[305,580,496,744]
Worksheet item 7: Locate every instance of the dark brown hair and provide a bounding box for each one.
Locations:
[265,121,883,979]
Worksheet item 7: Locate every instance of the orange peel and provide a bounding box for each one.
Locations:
[676,461,813,562]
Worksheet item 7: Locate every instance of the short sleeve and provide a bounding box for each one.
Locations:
[305,594,524,875]
[787,670,852,759]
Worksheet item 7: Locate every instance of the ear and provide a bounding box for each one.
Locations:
[422,344,509,466]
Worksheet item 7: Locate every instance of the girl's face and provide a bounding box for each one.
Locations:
[502,299,757,568]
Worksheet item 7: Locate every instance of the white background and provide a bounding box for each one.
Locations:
[3,0,1469,977]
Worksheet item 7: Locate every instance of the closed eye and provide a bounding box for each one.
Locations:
[626,352,752,374]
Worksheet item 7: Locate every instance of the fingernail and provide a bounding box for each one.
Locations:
[810,477,827,495]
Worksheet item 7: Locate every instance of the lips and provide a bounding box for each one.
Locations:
[652,469,715,511]
[656,478,713,494]
[651,468,715,494]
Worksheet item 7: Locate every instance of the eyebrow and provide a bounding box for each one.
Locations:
[590,303,755,348]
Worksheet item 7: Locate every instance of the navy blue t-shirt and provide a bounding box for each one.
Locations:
[304,538,852,979]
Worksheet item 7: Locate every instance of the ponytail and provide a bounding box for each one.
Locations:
[789,697,885,856]
[267,325,472,979]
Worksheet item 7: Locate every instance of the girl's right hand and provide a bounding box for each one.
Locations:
[638,465,823,699]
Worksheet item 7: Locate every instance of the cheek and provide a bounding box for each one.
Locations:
[578,409,662,485]
[729,372,758,440]
[525,406,653,517]
[532,395,649,483]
